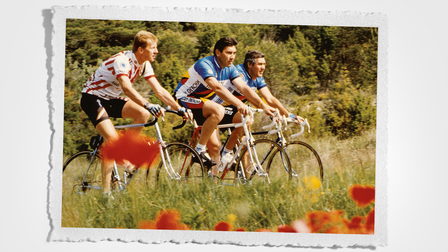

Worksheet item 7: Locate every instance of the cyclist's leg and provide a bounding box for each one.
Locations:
[95,119,119,193]
[223,109,243,151]
[121,99,151,136]
[199,100,225,146]
[206,129,221,175]
[219,107,254,179]
[81,94,124,193]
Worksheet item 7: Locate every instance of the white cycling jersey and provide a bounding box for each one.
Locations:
[82,50,155,100]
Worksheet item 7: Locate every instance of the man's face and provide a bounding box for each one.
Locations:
[141,40,158,63]
[248,57,266,79]
[216,46,237,68]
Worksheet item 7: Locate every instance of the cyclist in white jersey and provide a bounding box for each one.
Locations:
[80,31,186,194]
[212,50,305,178]
[174,38,275,175]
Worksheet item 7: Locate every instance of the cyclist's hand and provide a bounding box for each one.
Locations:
[177,107,190,121]
[145,103,164,118]
[237,103,250,116]
[289,113,305,124]
[261,103,276,117]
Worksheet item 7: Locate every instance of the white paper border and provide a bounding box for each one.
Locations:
[49,5,388,248]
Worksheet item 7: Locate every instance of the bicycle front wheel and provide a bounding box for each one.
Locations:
[235,139,292,184]
[63,151,102,194]
[281,141,324,182]
[148,142,205,187]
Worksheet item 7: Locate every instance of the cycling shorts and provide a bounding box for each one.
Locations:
[80,93,127,127]
[178,96,238,126]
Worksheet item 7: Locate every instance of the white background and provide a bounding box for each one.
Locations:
[1,1,447,252]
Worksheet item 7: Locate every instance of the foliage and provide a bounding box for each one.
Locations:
[63,20,378,155]
[322,67,377,139]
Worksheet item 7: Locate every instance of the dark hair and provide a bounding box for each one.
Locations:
[213,37,238,56]
[244,50,265,70]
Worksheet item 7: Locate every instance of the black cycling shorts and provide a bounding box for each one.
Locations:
[80,93,127,127]
[220,106,239,125]
[177,96,239,126]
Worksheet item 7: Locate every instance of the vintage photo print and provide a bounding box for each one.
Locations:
[49,6,387,247]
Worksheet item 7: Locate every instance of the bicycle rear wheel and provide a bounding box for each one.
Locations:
[63,151,102,194]
[280,141,323,182]
[148,142,205,187]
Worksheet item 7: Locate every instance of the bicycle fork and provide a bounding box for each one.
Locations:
[240,124,270,184]
[155,123,182,181]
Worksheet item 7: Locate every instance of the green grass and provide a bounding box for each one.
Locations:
[61,129,376,231]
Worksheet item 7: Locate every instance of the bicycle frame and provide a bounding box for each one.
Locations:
[190,108,270,184]
[114,115,183,182]
[67,109,190,193]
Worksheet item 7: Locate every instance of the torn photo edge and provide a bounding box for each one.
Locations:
[48,5,388,247]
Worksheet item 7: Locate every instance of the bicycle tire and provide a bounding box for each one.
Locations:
[147,142,205,187]
[62,151,102,194]
[234,139,292,184]
[274,141,324,182]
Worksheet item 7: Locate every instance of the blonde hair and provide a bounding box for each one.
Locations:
[132,31,157,53]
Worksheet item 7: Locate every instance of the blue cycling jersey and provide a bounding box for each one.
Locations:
[174,55,241,100]
[211,64,267,105]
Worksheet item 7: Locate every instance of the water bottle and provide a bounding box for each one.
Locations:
[218,152,233,172]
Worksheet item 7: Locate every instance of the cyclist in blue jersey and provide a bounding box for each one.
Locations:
[212,50,305,178]
[237,50,303,120]
[174,38,275,175]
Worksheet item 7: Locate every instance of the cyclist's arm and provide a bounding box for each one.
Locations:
[232,77,275,117]
[118,75,149,107]
[258,86,304,122]
[258,86,290,117]
[146,77,182,111]
[204,76,249,115]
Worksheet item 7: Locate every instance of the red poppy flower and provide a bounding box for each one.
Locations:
[255,228,272,232]
[306,210,344,233]
[214,221,234,231]
[155,209,187,230]
[365,209,375,233]
[348,185,375,207]
[235,227,246,232]
[100,131,160,168]
[137,220,156,229]
[138,209,190,230]
[277,225,297,233]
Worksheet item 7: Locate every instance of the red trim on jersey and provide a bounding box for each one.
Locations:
[195,89,213,95]
[85,83,112,93]
[145,75,155,80]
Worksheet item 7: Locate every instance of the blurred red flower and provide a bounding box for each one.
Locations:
[365,209,375,234]
[255,228,272,232]
[100,130,160,168]
[348,184,375,207]
[138,209,190,230]
[306,210,344,233]
[277,225,297,233]
[214,221,234,231]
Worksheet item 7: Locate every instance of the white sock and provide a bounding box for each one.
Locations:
[195,143,206,153]
[222,148,233,156]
